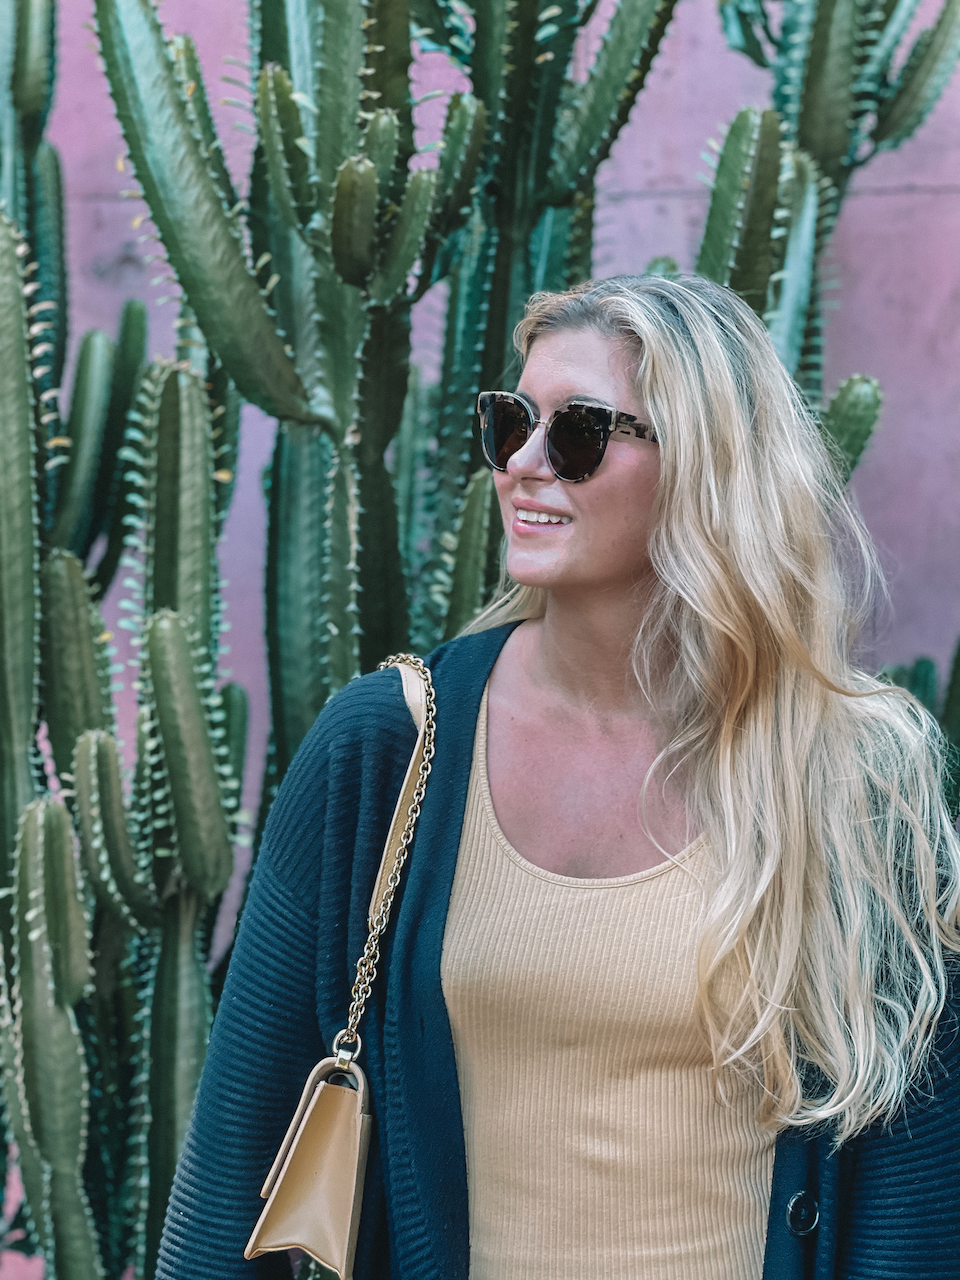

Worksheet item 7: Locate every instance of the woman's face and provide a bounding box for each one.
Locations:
[494,326,660,597]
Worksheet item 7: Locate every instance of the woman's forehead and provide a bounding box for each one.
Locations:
[518,328,645,416]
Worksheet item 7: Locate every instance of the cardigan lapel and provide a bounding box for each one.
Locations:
[377,624,518,1280]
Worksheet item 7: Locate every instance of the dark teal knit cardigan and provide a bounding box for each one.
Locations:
[158,624,960,1280]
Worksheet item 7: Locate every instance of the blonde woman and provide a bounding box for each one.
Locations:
[159,275,960,1280]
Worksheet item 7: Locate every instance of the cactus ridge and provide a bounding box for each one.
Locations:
[168,34,239,218]
[84,299,148,569]
[40,549,116,784]
[73,731,159,934]
[9,799,103,1280]
[872,0,960,150]
[819,374,883,481]
[443,467,494,641]
[94,0,328,426]
[256,64,317,242]
[25,141,68,509]
[0,212,42,889]
[50,329,116,556]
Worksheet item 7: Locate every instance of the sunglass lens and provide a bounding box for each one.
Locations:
[547,408,607,481]
[481,396,531,471]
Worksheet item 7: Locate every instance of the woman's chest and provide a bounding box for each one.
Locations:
[485,691,691,878]
[443,748,717,1070]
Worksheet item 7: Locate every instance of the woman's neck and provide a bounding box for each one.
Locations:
[522,584,654,716]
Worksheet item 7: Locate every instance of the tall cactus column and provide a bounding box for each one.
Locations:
[0,215,41,889]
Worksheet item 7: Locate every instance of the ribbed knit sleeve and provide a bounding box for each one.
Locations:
[837,969,960,1280]
[155,700,335,1280]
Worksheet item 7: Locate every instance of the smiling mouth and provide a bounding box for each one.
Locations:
[516,508,572,526]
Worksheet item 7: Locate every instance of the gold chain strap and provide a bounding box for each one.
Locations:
[331,654,437,1069]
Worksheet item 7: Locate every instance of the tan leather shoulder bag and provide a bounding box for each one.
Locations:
[244,655,436,1279]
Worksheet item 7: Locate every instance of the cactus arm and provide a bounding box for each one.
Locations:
[146,612,233,902]
[366,0,414,164]
[83,299,147,563]
[39,550,113,781]
[73,730,159,931]
[168,34,238,213]
[872,0,960,150]
[249,0,289,73]
[218,683,248,816]
[415,93,487,293]
[313,0,364,200]
[528,205,573,295]
[256,64,316,239]
[49,328,115,554]
[766,149,820,377]
[314,240,367,434]
[356,308,412,670]
[412,211,497,650]
[719,1,772,67]
[145,889,209,1278]
[94,0,327,427]
[76,910,141,1275]
[14,800,104,1280]
[0,214,40,885]
[527,1,582,195]
[696,108,767,286]
[262,426,330,780]
[332,157,379,287]
[369,167,438,305]
[858,0,922,86]
[41,800,93,1010]
[794,0,880,191]
[443,467,494,640]
[819,374,882,482]
[726,110,782,315]
[0,927,52,1256]
[546,0,680,195]
[152,368,216,662]
[471,0,509,117]
[362,109,400,192]
[773,0,818,141]
[12,0,54,133]
[25,141,67,413]
[90,359,164,603]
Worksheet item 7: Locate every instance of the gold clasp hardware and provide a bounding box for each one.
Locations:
[332,1028,361,1070]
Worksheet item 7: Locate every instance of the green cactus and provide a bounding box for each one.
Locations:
[145,611,232,903]
[819,374,883,482]
[93,0,328,427]
[8,799,101,1280]
[444,467,495,641]
[0,212,40,889]
[695,111,882,472]
[73,731,159,933]
[39,548,115,780]
[144,889,209,1277]
[721,0,960,400]
[84,299,148,565]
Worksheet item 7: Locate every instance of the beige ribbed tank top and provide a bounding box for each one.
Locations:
[440,688,776,1280]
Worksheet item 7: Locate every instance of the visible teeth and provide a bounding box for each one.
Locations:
[517,509,571,525]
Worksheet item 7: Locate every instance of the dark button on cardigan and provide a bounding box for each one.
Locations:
[157,623,960,1280]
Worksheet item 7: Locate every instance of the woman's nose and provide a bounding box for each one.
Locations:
[505,422,552,479]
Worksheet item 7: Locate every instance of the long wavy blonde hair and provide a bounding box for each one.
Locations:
[467,274,960,1142]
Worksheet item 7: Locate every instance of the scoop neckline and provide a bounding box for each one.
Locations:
[476,685,707,888]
